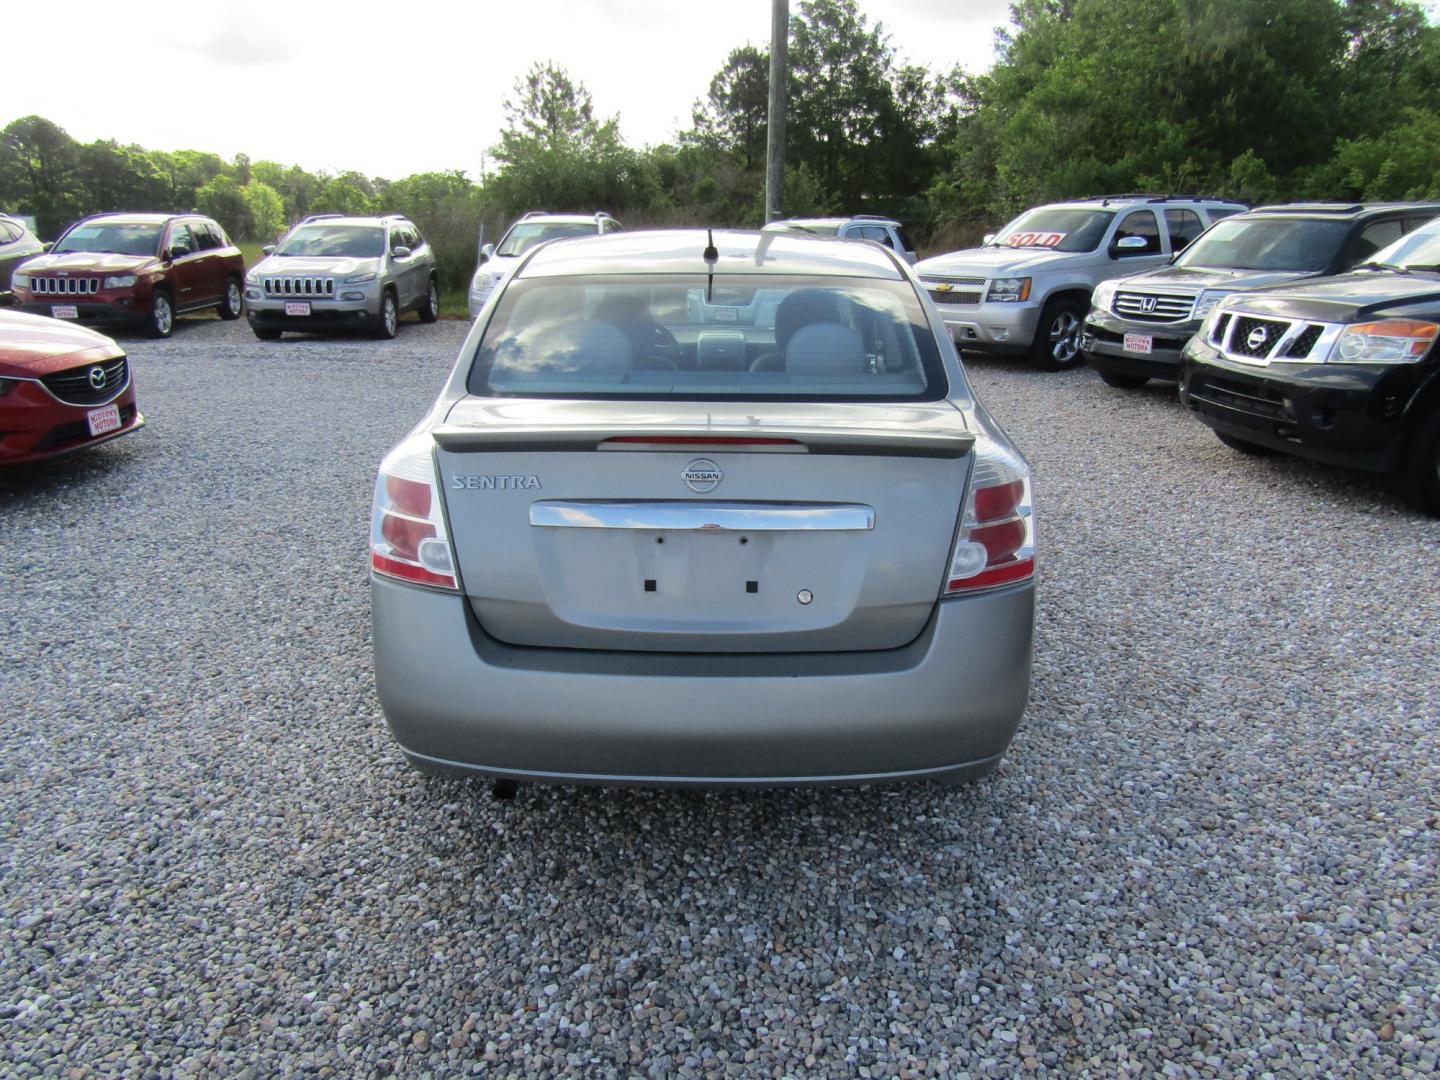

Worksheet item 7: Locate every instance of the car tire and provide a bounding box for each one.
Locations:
[1030,297,1086,371]
[418,276,439,323]
[1399,413,1440,515]
[252,326,282,341]
[147,290,175,338]
[373,289,399,340]
[218,276,243,320]
[1097,369,1149,389]
[1215,430,1275,456]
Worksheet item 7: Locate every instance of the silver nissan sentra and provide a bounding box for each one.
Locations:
[369,229,1035,791]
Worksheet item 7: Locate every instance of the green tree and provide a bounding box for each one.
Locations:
[195,174,255,239]
[691,46,771,170]
[243,181,287,241]
[0,115,81,236]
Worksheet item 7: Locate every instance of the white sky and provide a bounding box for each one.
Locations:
[4,0,1013,181]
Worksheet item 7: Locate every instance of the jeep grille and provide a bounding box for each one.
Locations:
[31,276,100,295]
[263,277,336,298]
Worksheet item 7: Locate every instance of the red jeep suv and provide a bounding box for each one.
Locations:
[12,213,245,337]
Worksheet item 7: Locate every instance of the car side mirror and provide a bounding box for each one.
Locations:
[982,233,996,245]
[42,241,53,252]
[391,245,412,259]
[1112,235,1149,257]
[262,244,276,256]
[480,243,495,262]
[169,245,190,259]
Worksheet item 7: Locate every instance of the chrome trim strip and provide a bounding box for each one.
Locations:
[529,500,875,532]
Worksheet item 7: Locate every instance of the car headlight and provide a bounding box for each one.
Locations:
[986,276,1031,303]
[1328,319,1439,364]
[343,271,377,284]
[1192,290,1232,320]
[11,273,29,290]
[104,274,137,289]
[1090,280,1118,313]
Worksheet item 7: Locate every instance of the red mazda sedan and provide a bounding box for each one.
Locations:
[0,309,143,465]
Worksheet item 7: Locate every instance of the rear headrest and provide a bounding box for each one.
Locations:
[784,322,867,374]
[774,288,844,352]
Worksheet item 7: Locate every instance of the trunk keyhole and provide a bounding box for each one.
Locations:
[644,579,657,592]
[746,580,758,594]
[739,536,749,545]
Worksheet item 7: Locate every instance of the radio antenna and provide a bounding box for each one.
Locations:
[703,229,718,302]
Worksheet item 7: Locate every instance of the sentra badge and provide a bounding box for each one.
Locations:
[451,475,542,490]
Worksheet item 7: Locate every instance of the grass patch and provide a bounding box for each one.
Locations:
[439,292,472,320]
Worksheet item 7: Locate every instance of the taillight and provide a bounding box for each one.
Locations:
[943,437,1035,595]
[370,434,459,591]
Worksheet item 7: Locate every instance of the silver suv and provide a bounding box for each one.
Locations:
[245,213,439,340]
[467,211,622,317]
[914,195,1247,369]
[762,215,918,264]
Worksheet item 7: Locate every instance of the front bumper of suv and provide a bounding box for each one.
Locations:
[928,297,1042,354]
[1180,340,1423,472]
[371,574,1035,787]
[1083,308,1200,381]
[245,280,384,332]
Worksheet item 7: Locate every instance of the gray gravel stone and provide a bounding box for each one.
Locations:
[1,320,1437,1077]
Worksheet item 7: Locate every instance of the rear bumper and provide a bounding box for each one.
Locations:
[371,574,1034,786]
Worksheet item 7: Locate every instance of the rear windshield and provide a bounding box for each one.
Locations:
[467,273,946,401]
[1176,217,1350,272]
[1364,218,1440,270]
[52,223,163,256]
[496,222,598,257]
[991,208,1115,252]
[276,225,384,258]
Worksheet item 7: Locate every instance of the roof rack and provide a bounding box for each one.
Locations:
[1250,203,1366,215]
[519,210,551,221]
[1073,193,1240,207]
[301,213,345,224]
[851,213,894,221]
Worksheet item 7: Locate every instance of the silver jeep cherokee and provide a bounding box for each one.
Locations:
[245,213,440,340]
[370,229,1036,793]
[915,195,1246,369]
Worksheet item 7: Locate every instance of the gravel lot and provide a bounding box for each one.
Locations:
[2,315,1437,1078]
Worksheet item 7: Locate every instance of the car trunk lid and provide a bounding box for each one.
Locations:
[433,399,973,653]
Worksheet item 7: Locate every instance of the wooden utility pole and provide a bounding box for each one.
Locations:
[764,0,788,222]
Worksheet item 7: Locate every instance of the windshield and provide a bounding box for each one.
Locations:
[496,222,597,257]
[1177,217,1350,272]
[1365,220,1440,270]
[468,273,946,401]
[991,208,1114,252]
[276,224,384,258]
[51,223,163,257]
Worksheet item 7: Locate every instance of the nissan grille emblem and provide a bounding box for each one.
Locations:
[1246,326,1269,351]
[1139,296,1158,314]
[87,366,107,390]
[682,458,723,493]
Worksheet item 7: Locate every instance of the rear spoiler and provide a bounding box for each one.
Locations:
[431,425,975,458]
